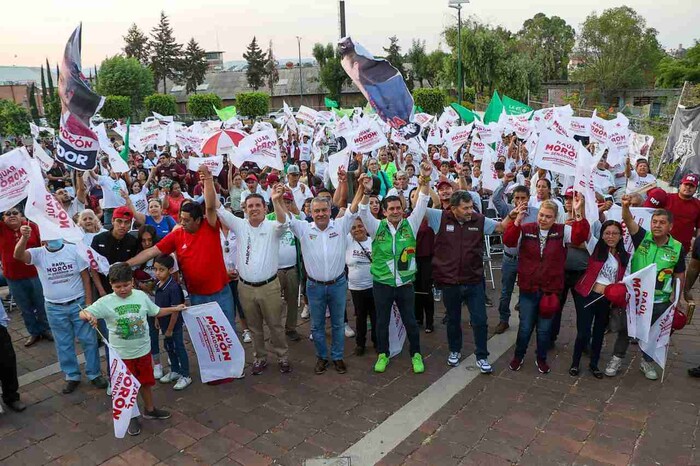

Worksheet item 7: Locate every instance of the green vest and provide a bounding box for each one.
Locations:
[370,219,417,287]
[631,231,682,303]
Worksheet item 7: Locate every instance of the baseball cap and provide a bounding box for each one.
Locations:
[112,206,133,221]
[436,180,452,191]
[287,165,300,175]
[681,174,699,187]
[564,187,574,198]
[643,188,667,208]
[245,174,258,182]
[267,174,280,185]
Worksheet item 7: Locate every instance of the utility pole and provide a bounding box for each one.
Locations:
[448,0,469,106]
[339,0,347,38]
[297,36,303,108]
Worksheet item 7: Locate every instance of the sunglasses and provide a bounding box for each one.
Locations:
[4,210,20,217]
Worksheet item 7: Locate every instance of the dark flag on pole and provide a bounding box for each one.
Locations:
[57,24,104,171]
[663,105,700,187]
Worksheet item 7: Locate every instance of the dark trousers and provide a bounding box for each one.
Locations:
[414,257,434,328]
[551,269,585,343]
[614,302,669,361]
[351,288,377,349]
[373,282,421,356]
[572,291,611,369]
[442,283,489,359]
[0,326,20,404]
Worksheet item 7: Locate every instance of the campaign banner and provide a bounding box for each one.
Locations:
[427,125,443,145]
[348,121,388,153]
[445,125,472,151]
[187,155,224,176]
[328,148,351,189]
[589,109,608,145]
[569,117,591,138]
[550,118,571,138]
[629,132,655,161]
[175,126,205,155]
[469,135,486,160]
[513,117,533,141]
[57,113,100,171]
[639,285,679,369]
[232,129,283,170]
[606,113,631,165]
[412,112,434,127]
[621,263,657,342]
[388,302,406,358]
[181,302,244,382]
[0,147,33,212]
[437,106,460,130]
[532,128,579,175]
[296,106,319,126]
[76,240,111,275]
[574,144,600,225]
[107,342,141,438]
[473,122,500,145]
[138,119,162,153]
[480,144,501,192]
[94,124,129,173]
[250,120,273,133]
[605,205,655,255]
[32,140,54,172]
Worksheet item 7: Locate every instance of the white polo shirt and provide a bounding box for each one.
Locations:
[28,244,88,304]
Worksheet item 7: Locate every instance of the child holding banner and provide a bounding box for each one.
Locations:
[79,263,186,436]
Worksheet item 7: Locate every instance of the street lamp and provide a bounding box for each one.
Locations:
[448,0,469,106]
[296,36,304,108]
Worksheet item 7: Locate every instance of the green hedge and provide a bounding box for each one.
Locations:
[144,94,178,116]
[100,96,132,119]
[236,92,270,118]
[412,88,447,115]
[187,93,222,119]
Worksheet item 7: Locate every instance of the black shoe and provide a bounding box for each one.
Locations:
[354,346,365,356]
[334,360,347,374]
[569,366,580,377]
[143,408,171,420]
[5,400,26,412]
[441,315,448,325]
[91,375,108,389]
[688,366,700,378]
[41,331,54,342]
[62,380,81,394]
[314,358,329,375]
[286,330,301,342]
[589,366,604,379]
[127,417,141,436]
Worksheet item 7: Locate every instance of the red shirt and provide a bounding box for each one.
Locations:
[0,222,41,280]
[164,194,186,221]
[156,220,229,295]
[665,193,700,251]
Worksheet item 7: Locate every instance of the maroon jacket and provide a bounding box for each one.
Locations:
[503,220,590,295]
[432,211,485,286]
[574,251,626,297]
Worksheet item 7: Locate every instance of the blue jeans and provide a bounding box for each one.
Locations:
[442,283,489,359]
[7,276,49,336]
[307,276,347,361]
[515,291,553,361]
[373,282,421,356]
[228,280,245,320]
[191,285,235,332]
[498,255,518,324]
[157,315,189,377]
[45,298,101,381]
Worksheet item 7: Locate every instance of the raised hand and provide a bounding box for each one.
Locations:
[19,225,32,238]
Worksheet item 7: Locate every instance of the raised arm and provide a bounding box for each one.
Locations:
[270,184,287,224]
[199,165,218,227]
[75,171,87,205]
[620,194,640,236]
[127,245,162,267]
[333,168,348,207]
[13,225,33,264]
[121,189,146,225]
[357,173,381,236]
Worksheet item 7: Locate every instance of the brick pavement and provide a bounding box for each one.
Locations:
[1,276,699,465]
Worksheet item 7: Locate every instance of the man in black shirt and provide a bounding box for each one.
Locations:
[90,206,140,295]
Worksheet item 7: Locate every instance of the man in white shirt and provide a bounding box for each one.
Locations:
[286,165,312,211]
[88,169,129,228]
[215,183,291,375]
[386,171,410,209]
[54,177,87,220]
[592,155,616,198]
[287,170,362,375]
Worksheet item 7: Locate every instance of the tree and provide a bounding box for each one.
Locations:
[312,43,350,104]
[264,41,280,96]
[572,6,664,99]
[518,13,575,81]
[100,96,132,119]
[406,40,429,87]
[236,92,270,118]
[181,38,208,94]
[123,23,150,66]
[383,36,410,90]
[96,56,155,111]
[44,91,61,129]
[40,65,47,103]
[425,50,448,88]
[149,11,183,93]
[412,88,447,114]
[28,84,39,121]
[187,93,221,119]
[0,99,31,137]
[656,40,700,88]
[45,58,54,96]
[243,37,266,90]
[144,94,178,115]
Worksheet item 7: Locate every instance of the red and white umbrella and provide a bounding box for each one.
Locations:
[201,129,246,155]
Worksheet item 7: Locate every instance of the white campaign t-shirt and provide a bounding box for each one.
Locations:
[130,190,148,215]
[346,236,373,291]
[592,168,615,196]
[596,253,618,286]
[98,175,127,209]
[28,244,88,304]
[627,172,657,193]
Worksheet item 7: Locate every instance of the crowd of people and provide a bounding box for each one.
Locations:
[0,121,699,436]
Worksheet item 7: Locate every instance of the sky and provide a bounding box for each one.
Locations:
[2,0,698,69]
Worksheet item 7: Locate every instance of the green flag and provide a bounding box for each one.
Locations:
[324,97,339,109]
[363,102,375,115]
[483,90,503,124]
[501,95,532,116]
[214,105,237,121]
[332,107,354,118]
[413,105,424,113]
[450,103,481,123]
[119,118,130,162]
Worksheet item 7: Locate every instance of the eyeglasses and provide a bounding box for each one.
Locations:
[4,210,20,217]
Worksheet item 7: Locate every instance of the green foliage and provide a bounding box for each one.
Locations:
[181,38,208,94]
[572,6,663,99]
[383,36,410,91]
[187,93,221,119]
[406,40,429,87]
[149,11,183,93]
[45,58,54,96]
[463,86,476,103]
[426,50,449,88]
[236,92,270,118]
[0,99,32,137]
[40,65,47,103]
[412,88,447,115]
[44,91,61,129]
[518,13,575,81]
[28,84,39,121]
[97,56,155,111]
[144,94,177,116]
[243,37,266,90]
[264,40,279,96]
[100,96,132,119]
[123,23,150,66]
[656,41,700,88]
[312,43,350,105]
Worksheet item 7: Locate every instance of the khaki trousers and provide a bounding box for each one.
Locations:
[238,279,288,363]
[277,267,299,332]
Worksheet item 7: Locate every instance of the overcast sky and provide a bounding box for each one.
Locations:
[2,0,698,68]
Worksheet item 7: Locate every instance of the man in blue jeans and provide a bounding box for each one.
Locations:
[491,174,537,333]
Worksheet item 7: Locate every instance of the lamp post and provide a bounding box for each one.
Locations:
[296,36,303,107]
[448,0,469,106]
[339,0,347,38]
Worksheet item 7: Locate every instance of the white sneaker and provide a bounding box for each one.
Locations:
[640,361,658,380]
[173,376,192,390]
[309,332,314,341]
[153,364,163,379]
[605,355,623,377]
[476,359,493,374]
[344,323,355,338]
[106,382,112,397]
[447,352,462,367]
[242,329,252,344]
[160,371,181,384]
[301,306,310,319]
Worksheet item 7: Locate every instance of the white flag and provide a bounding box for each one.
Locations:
[389,302,406,358]
[76,240,111,275]
[94,123,129,173]
[348,121,388,153]
[605,113,630,166]
[231,129,283,170]
[181,302,244,382]
[473,121,500,145]
[573,143,600,224]
[412,112,434,127]
[622,263,657,342]
[638,302,675,369]
[328,148,351,189]
[426,125,443,145]
[532,128,580,176]
[569,117,591,138]
[107,342,141,438]
[469,135,486,161]
[605,205,655,255]
[32,140,54,172]
[590,109,608,145]
[187,155,224,176]
[445,124,473,152]
[480,144,501,192]
[0,147,33,211]
[296,106,319,126]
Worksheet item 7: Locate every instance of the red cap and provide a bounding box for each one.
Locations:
[267,174,280,185]
[245,174,258,182]
[604,283,628,308]
[681,173,699,187]
[282,192,294,202]
[538,293,560,319]
[643,188,667,208]
[564,187,574,198]
[436,180,452,191]
[112,206,133,221]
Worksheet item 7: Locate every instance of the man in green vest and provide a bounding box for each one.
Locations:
[358,162,432,374]
[607,194,687,380]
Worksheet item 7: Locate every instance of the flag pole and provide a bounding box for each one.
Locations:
[656,80,688,176]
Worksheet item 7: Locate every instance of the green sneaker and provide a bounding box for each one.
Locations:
[412,353,425,374]
[374,353,389,373]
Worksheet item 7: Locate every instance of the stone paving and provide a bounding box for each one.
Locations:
[0,273,699,465]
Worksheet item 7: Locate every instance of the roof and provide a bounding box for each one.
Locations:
[0,66,58,86]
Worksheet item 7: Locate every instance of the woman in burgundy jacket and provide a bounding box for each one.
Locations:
[570,220,628,378]
[503,196,589,374]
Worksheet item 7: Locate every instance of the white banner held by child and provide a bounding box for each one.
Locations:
[107,342,141,439]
